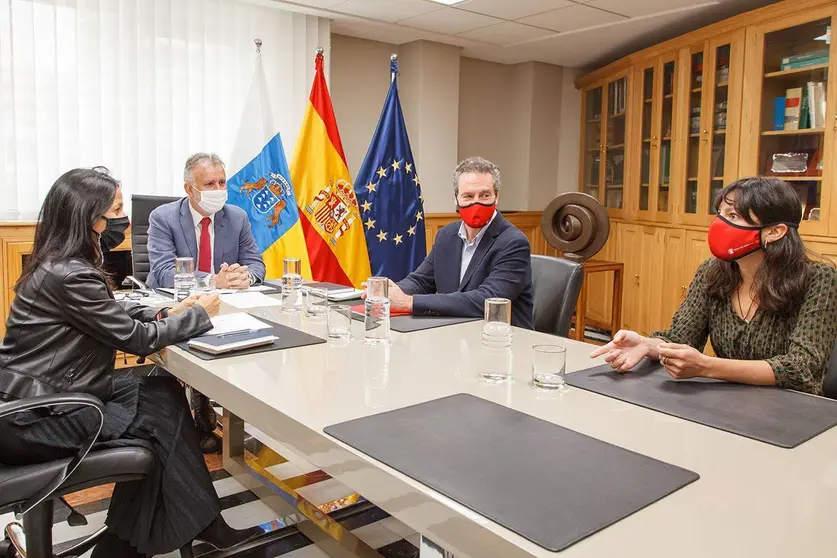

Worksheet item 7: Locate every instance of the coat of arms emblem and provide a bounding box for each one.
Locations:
[239,172,292,228]
[304,179,359,247]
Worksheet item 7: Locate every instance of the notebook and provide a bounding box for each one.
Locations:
[303,282,364,301]
[187,329,277,355]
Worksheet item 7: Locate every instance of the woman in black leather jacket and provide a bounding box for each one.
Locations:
[0,168,259,557]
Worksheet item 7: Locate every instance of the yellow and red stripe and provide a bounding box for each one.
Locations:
[291,52,371,287]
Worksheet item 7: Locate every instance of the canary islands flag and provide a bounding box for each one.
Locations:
[291,50,371,288]
[227,50,311,280]
[354,57,426,281]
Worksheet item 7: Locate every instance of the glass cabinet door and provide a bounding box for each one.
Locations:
[638,65,656,214]
[756,15,831,234]
[678,31,743,225]
[604,76,628,210]
[658,60,676,214]
[582,86,603,202]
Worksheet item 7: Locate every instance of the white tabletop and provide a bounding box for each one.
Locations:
[160,302,837,558]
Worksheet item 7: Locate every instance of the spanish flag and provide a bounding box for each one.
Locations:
[291,50,371,287]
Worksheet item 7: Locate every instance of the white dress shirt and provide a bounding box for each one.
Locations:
[189,203,214,272]
[457,210,497,283]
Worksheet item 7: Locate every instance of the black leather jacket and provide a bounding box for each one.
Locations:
[0,259,212,402]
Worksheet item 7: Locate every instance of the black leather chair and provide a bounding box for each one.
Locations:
[824,341,837,400]
[530,255,584,338]
[131,194,180,282]
[0,393,155,558]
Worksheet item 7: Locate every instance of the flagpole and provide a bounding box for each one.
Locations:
[390,53,398,83]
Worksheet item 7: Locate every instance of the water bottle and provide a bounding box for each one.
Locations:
[173,257,196,302]
[281,258,303,313]
[364,277,390,345]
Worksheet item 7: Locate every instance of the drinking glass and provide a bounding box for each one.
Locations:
[174,257,196,302]
[364,276,390,345]
[305,287,329,320]
[281,258,303,313]
[532,345,567,390]
[327,304,353,342]
[481,298,512,348]
[194,274,216,294]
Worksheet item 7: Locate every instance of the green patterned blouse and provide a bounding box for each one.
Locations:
[652,259,837,395]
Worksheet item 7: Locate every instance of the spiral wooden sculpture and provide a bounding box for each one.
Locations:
[541,192,610,261]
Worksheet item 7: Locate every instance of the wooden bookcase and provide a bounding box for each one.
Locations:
[577,0,837,337]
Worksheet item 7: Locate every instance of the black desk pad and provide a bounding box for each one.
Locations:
[324,393,699,552]
[350,311,479,332]
[175,318,324,360]
[566,361,837,448]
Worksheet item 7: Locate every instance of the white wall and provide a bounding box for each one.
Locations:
[330,34,582,214]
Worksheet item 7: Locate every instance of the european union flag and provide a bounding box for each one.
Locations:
[354,57,426,282]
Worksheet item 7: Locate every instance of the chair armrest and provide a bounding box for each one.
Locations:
[0,393,106,516]
[0,392,104,420]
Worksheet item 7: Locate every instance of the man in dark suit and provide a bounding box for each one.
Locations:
[146,152,265,290]
[388,156,534,329]
[147,153,266,452]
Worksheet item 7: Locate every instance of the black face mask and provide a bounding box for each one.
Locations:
[100,216,130,252]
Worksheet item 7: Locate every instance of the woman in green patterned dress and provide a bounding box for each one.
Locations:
[591,177,837,395]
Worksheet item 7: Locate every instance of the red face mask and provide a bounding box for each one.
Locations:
[707,214,801,261]
[457,202,495,228]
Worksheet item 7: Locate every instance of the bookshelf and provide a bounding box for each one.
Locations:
[575,0,837,340]
[741,9,834,235]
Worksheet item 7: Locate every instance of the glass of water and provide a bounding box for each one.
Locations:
[532,345,567,390]
[304,287,329,320]
[327,304,353,342]
[174,257,196,302]
[281,258,303,313]
[481,298,512,348]
[364,276,390,345]
[194,273,216,294]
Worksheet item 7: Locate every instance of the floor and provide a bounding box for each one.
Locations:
[0,375,420,558]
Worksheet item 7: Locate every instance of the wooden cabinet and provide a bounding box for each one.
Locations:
[577,0,837,338]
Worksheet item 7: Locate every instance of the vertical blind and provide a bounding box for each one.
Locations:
[0,0,330,220]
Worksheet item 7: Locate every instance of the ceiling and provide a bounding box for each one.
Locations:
[268,0,782,69]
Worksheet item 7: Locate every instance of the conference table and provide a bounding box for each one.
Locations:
[157,296,837,558]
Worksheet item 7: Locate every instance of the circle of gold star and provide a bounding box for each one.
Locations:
[362,159,424,249]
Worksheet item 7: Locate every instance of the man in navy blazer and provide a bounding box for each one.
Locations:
[147,153,265,290]
[389,156,534,329]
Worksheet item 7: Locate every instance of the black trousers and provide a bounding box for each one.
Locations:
[0,376,220,555]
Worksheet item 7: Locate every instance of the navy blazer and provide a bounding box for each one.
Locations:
[146,198,265,288]
[398,213,534,329]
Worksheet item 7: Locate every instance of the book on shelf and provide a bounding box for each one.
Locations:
[781,48,829,69]
[784,87,802,131]
[781,56,830,71]
[773,97,785,131]
[800,85,810,129]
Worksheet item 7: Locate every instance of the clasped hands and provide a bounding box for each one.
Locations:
[214,262,250,290]
[590,330,711,380]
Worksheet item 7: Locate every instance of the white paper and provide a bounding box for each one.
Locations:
[206,312,272,335]
[220,292,283,309]
[216,285,275,294]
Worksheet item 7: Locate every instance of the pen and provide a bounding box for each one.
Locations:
[215,329,253,338]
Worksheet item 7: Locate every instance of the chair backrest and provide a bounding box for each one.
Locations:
[530,255,584,338]
[130,194,180,282]
[824,340,837,400]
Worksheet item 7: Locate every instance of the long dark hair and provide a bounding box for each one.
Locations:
[705,177,809,315]
[15,167,119,291]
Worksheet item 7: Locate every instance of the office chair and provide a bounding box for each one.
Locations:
[824,340,837,400]
[530,255,584,338]
[130,194,180,283]
[0,393,155,558]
